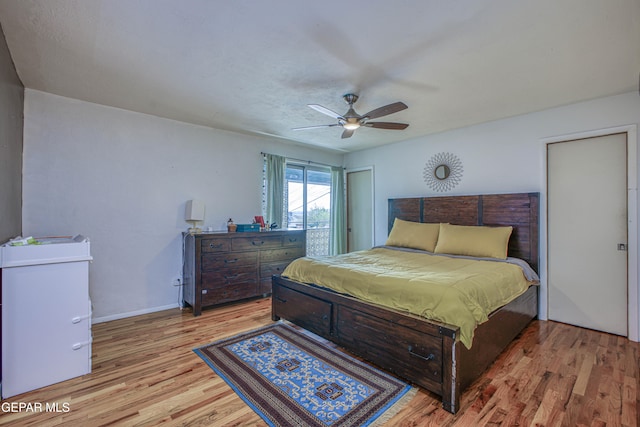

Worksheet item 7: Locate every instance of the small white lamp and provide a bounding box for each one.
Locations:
[185,200,205,233]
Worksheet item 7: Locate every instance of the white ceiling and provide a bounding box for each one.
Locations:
[0,0,638,153]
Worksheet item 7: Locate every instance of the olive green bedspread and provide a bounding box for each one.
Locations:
[282,247,538,348]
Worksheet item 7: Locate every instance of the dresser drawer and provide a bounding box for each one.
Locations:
[258,278,272,295]
[184,230,306,316]
[201,239,231,253]
[260,260,294,278]
[232,235,283,251]
[201,252,257,271]
[282,231,305,247]
[261,247,305,262]
[201,268,257,288]
[201,283,258,305]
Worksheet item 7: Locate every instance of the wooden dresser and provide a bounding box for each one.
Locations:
[183,229,306,316]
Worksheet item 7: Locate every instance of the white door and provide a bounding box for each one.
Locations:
[347,168,373,252]
[547,133,628,335]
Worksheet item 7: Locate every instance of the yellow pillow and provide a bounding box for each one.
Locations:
[434,223,513,259]
[385,219,440,252]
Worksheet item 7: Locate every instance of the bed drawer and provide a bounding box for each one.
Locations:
[273,285,332,338]
[336,305,443,385]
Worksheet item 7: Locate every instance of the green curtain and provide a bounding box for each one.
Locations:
[264,154,285,229]
[329,166,346,255]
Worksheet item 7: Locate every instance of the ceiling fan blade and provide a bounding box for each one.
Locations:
[341,129,355,139]
[292,124,340,131]
[362,102,408,120]
[308,104,344,119]
[364,122,409,130]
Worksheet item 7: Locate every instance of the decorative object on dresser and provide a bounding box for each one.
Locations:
[183,229,306,316]
[254,215,266,229]
[185,200,206,233]
[236,223,260,232]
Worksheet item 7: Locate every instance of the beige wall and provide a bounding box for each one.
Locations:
[22,90,343,320]
[0,23,23,242]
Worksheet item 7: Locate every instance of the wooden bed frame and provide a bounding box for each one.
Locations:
[272,192,539,413]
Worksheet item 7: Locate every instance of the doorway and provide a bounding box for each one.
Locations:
[346,168,373,252]
[547,132,628,335]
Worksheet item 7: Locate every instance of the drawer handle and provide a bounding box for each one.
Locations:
[288,238,298,242]
[252,240,265,246]
[408,345,435,362]
[72,340,92,350]
[209,243,224,249]
[71,314,91,324]
[274,296,287,303]
[225,258,238,264]
[224,274,239,280]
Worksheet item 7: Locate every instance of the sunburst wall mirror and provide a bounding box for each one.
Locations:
[423,152,463,192]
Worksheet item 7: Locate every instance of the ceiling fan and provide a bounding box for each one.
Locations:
[293,94,409,139]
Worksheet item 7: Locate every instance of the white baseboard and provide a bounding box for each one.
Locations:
[92,303,181,324]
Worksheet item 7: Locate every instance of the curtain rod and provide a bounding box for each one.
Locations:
[260,152,343,169]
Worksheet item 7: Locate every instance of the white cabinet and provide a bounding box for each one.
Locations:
[1,235,92,398]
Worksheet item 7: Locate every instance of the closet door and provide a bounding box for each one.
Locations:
[347,168,373,252]
[547,133,628,335]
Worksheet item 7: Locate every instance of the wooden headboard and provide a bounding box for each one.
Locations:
[388,192,539,272]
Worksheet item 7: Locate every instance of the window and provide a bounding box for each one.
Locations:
[284,164,331,256]
[262,153,344,256]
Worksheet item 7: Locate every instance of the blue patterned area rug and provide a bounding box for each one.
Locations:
[194,322,416,427]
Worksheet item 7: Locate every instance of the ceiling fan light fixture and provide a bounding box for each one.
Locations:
[296,94,408,139]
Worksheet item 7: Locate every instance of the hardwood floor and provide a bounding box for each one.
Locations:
[1,297,638,426]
